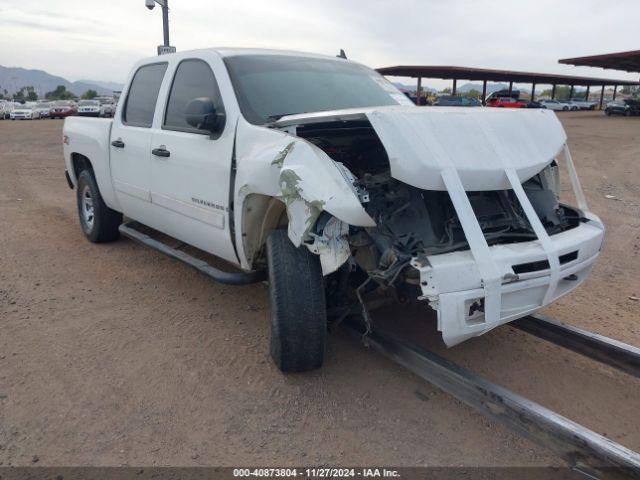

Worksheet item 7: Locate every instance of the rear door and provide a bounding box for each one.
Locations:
[110,62,168,222]
[149,57,238,264]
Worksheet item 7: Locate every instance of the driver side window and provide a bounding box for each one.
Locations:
[163,59,225,135]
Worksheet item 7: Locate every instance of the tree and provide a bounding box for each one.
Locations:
[25,86,38,101]
[539,86,571,99]
[463,89,481,99]
[620,85,639,96]
[13,89,25,103]
[11,86,37,102]
[45,85,76,100]
[82,89,98,99]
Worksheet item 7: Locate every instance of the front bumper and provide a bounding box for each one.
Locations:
[411,218,605,346]
[11,113,32,119]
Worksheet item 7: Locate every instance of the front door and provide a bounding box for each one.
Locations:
[149,58,238,264]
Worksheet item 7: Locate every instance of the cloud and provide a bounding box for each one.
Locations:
[0,0,638,87]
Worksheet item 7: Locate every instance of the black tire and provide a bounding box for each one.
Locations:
[76,169,122,243]
[266,229,326,372]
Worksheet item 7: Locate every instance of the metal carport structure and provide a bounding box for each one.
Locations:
[559,50,640,73]
[376,65,640,109]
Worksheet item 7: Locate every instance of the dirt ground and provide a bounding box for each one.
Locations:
[0,112,638,467]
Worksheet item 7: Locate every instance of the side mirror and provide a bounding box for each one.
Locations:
[185,97,225,134]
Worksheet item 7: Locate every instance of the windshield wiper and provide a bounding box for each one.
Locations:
[266,112,307,123]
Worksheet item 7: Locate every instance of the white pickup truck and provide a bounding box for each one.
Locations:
[63,48,604,372]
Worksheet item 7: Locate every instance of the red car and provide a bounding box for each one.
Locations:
[49,101,78,119]
[486,97,527,108]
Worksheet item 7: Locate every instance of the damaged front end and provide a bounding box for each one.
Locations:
[237,106,604,347]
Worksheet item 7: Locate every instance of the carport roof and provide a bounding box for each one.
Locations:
[376,65,640,86]
[559,50,640,73]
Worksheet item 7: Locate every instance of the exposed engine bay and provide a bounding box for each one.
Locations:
[292,119,582,307]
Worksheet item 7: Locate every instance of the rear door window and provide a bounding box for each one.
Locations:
[123,63,168,127]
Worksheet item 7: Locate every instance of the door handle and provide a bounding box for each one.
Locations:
[111,139,125,148]
[152,146,170,158]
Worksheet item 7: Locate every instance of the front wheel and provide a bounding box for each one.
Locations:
[76,169,122,243]
[266,229,327,372]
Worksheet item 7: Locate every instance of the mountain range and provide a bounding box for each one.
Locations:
[0,65,124,97]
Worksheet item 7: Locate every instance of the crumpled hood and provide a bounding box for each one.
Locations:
[275,105,567,191]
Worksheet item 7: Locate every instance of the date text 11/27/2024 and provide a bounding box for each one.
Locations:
[233,468,401,478]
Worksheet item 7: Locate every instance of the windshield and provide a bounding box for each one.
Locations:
[79,100,99,106]
[224,54,410,124]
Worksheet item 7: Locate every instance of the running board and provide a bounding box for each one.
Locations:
[118,222,267,285]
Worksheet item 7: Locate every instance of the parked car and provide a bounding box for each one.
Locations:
[486,97,526,108]
[0,102,14,119]
[10,104,40,120]
[433,95,481,106]
[604,99,640,116]
[567,98,597,110]
[77,100,106,117]
[559,100,580,111]
[34,102,52,118]
[539,99,571,111]
[50,101,77,119]
[62,48,603,372]
[520,100,546,109]
[96,97,116,117]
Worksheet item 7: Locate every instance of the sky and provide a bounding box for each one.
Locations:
[1,0,639,89]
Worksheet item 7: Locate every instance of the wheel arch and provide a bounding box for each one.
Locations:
[240,194,288,270]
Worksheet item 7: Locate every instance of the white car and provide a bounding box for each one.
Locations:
[62,48,604,372]
[539,99,571,111]
[562,100,581,111]
[10,105,40,120]
[568,99,597,110]
[0,102,13,119]
[95,96,116,117]
[34,102,52,118]
[77,100,105,117]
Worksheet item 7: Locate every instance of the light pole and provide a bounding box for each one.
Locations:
[145,0,173,52]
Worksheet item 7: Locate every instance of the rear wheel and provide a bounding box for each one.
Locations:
[266,229,327,372]
[76,169,122,243]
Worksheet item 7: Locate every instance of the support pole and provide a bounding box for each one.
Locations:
[416,77,422,106]
[551,84,557,99]
[613,85,618,101]
[508,81,513,96]
[452,78,457,96]
[531,82,536,102]
[599,85,605,110]
[569,85,574,100]
[482,80,487,105]
[585,85,590,101]
[161,0,170,46]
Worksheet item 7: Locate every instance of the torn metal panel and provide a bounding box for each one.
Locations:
[233,119,374,270]
[307,217,351,275]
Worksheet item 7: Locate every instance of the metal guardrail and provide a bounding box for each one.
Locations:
[344,320,640,479]
[513,314,640,379]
